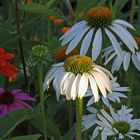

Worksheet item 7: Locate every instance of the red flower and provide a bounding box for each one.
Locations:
[0,48,17,78]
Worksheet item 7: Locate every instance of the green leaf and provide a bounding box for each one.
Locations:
[4,134,41,140]
[31,104,61,139]
[0,109,32,140]
[19,3,58,16]
[61,127,74,140]
[97,0,106,6]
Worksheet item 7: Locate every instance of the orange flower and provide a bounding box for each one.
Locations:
[61,27,70,33]
[49,16,56,22]
[134,36,140,47]
[0,48,17,78]
[54,47,79,62]
[53,19,64,26]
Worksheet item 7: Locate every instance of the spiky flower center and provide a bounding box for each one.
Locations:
[64,55,93,74]
[87,7,113,28]
[112,121,130,134]
[0,91,15,105]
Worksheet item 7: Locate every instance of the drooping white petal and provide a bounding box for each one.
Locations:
[87,97,94,106]
[123,52,131,71]
[87,106,97,114]
[71,74,81,100]
[88,73,99,102]
[91,71,107,98]
[110,24,138,52]
[65,73,75,100]
[109,105,119,121]
[97,114,112,128]
[114,19,135,30]
[104,52,116,65]
[66,26,90,55]
[105,28,123,59]
[93,69,111,93]
[111,56,122,73]
[82,114,96,130]
[60,20,87,40]
[136,52,140,61]
[92,28,102,60]
[60,72,71,95]
[100,109,115,123]
[78,73,88,98]
[94,67,110,82]
[80,28,94,55]
[102,97,110,107]
[91,127,99,140]
[53,70,65,100]
[43,67,63,92]
[95,65,114,80]
[132,54,140,71]
[61,24,87,46]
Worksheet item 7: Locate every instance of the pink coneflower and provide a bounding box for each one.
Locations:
[0,88,35,117]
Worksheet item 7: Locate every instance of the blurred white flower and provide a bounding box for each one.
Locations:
[82,105,140,140]
[103,42,140,73]
[60,7,137,61]
[87,78,129,107]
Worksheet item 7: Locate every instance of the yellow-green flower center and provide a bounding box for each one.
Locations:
[112,121,130,134]
[64,55,93,74]
[86,7,113,28]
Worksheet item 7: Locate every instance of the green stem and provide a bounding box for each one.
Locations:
[130,0,136,24]
[68,101,73,128]
[127,67,135,107]
[76,98,83,140]
[38,62,47,140]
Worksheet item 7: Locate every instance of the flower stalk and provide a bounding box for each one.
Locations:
[38,61,47,140]
[15,0,28,87]
[127,67,135,107]
[130,0,136,24]
[76,97,83,140]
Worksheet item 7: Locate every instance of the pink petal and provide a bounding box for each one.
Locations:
[11,89,23,94]
[15,93,35,101]
[0,88,4,94]
[16,100,32,109]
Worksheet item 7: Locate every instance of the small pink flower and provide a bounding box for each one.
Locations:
[0,88,35,117]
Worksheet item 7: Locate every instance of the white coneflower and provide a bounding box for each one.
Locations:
[60,7,138,61]
[103,37,140,73]
[43,55,113,101]
[82,105,140,140]
[87,78,129,107]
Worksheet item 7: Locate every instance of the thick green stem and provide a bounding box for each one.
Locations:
[76,98,83,140]
[127,68,135,107]
[38,62,47,140]
[68,101,73,128]
[130,0,136,24]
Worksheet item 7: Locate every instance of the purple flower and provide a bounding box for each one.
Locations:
[0,88,35,117]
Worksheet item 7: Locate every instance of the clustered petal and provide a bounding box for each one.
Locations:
[43,55,113,101]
